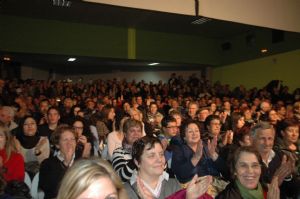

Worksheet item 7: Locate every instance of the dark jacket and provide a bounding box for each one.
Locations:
[39,156,68,199]
[171,142,224,183]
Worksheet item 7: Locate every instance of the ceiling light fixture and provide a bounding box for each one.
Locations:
[52,0,72,7]
[191,17,212,25]
[67,57,76,62]
[148,63,159,66]
[3,57,11,61]
[261,48,268,53]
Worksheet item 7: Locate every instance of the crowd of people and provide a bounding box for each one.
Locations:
[0,73,299,199]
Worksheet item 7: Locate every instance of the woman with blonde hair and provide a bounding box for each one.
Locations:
[57,158,128,199]
[0,125,24,182]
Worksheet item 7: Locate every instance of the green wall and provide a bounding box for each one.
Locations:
[0,15,218,64]
[0,15,128,58]
[212,49,300,91]
[136,30,219,65]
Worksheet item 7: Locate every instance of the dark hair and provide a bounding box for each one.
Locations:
[47,106,60,116]
[204,115,220,130]
[161,116,176,128]
[230,146,262,180]
[100,105,115,122]
[280,118,299,132]
[231,112,244,132]
[132,136,163,165]
[179,120,201,141]
[5,180,32,199]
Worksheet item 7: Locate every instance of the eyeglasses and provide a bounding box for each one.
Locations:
[24,122,36,126]
[73,126,84,130]
[166,126,178,129]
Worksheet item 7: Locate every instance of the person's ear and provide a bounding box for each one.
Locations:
[280,130,285,137]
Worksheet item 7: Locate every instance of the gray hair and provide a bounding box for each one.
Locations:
[250,122,274,139]
[0,106,15,118]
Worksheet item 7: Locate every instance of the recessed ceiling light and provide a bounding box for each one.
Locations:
[148,63,159,66]
[3,57,11,61]
[67,58,76,62]
[261,48,268,53]
[191,17,212,25]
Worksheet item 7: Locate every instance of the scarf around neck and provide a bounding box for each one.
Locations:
[235,179,264,199]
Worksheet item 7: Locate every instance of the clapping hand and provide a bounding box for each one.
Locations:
[207,136,218,161]
[186,175,212,199]
[137,176,154,199]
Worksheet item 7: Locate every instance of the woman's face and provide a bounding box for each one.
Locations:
[125,126,143,145]
[138,143,165,178]
[236,117,245,129]
[0,131,6,149]
[282,126,299,144]
[235,152,261,189]
[268,110,278,121]
[76,177,118,199]
[131,110,141,121]
[73,121,84,137]
[185,123,201,145]
[108,108,115,120]
[58,130,76,156]
[23,117,37,136]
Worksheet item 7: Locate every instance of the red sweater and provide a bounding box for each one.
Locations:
[0,149,25,182]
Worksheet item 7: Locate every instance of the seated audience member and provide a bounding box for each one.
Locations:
[0,106,18,132]
[231,112,246,135]
[129,108,149,136]
[146,102,164,133]
[158,116,179,177]
[0,125,24,182]
[250,122,296,199]
[293,101,300,122]
[274,118,300,198]
[216,146,280,199]
[96,104,116,137]
[204,115,233,148]
[171,120,223,185]
[38,107,61,139]
[39,125,76,199]
[107,117,129,161]
[34,99,50,125]
[169,110,183,128]
[125,136,213,199]
[57,158,128,199]
[186,102,199,121]
[72,117,94,158]
[14,116,49,177]
[112,119,143,182]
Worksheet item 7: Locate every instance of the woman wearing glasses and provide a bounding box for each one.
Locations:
[72,116,95,158]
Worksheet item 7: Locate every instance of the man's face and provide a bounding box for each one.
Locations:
[188,104,198,117]
[253,128,275,155]
[163,121,178,137]
[207,119,221,136]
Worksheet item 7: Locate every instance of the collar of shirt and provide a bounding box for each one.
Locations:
[130,171,169,198]
[56,151,75,167]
